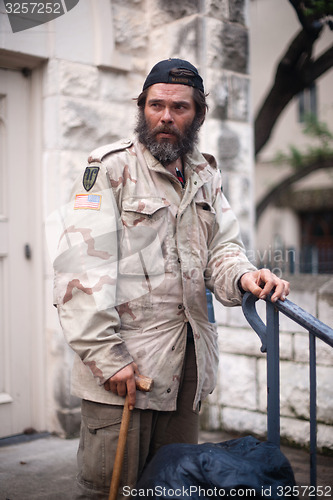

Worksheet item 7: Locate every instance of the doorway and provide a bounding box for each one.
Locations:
[0,67,44,438]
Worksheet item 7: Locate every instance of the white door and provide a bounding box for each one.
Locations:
[0,68,41,438]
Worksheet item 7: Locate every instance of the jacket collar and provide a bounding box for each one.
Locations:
[135,137,216,185]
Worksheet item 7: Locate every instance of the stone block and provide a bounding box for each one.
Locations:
[56,406,81,438]
[221,22,248,73]
[99,70,143,102]
[294,331,333,366]
[228,75,250,122]
[149,0,201,27]
[219,353,257,410]
[112,3,148,53]
[280,332,294,360]
[203,18,225,69]
[200,401,222,431]
[207,72,229,121]
[149,17,201,66]
[201,118,227,165]
[212,295,228,325]
[259,352,333,425]
[222,407,267,436]
[227,171,252,222]
[43,59,60,97]
[59,61,99,99]
[205,0,229,21]
[280,418,333,451]
[218,124,241,164]
[280,361,310,420]
[218,122,252,175]
[59,98,136,151]
[317,422,333,451]
[217,325,263,356]
[317,365,333,423]
[44,96,61,150]
[280,416,310,447]
[205,20,248,73]
[229,0,246,25]
[318,277,333,328]
[225,304,254,328]
[258,357,267,412]
[43,150,86,213]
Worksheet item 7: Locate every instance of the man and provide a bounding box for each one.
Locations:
[54,59,289,499]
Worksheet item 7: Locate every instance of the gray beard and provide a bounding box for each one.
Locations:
[135,110,200,166]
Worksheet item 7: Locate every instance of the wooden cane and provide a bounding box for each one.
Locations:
[108,374,154,500]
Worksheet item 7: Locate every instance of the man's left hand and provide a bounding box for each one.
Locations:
[240,269,290,302]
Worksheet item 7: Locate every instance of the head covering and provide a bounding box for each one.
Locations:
[143,58,204,93]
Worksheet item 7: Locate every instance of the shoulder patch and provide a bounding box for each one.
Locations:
[88,138,133,164]
[83,165,99,191]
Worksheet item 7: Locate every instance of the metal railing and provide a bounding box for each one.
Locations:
[242,292,333,488]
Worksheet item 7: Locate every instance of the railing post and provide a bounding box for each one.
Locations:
[266,300,280,448]
[309,331,317,488]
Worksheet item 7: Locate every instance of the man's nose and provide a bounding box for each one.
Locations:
[161,107,173,124]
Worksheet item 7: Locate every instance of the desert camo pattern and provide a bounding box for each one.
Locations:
[53,137,257,411]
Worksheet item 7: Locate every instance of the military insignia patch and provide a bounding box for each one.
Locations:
[83,166,99,191]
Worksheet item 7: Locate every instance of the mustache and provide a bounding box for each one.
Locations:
[151,125,181,138]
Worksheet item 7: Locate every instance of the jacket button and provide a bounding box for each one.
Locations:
[172,346,175,351]
[178,304,183,309]
[167,388,171,393]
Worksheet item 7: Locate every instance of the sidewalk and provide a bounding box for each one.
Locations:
[0,431,332,499]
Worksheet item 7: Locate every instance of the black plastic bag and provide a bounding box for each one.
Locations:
[135,436,296,499]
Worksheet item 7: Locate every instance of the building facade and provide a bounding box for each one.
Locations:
[251,0,333,275]
[1,0,332,450]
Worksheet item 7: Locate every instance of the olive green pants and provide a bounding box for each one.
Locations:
[75,341,199,499]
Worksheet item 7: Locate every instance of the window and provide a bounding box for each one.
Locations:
[299,210,333,273]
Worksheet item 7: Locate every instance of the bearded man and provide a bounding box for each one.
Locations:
[54,59,289,499]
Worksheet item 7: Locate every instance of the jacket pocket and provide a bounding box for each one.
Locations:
[118,197,169,286]
[121,196,170,227]
[195,200,216,250]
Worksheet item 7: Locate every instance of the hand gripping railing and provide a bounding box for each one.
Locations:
[242,292,333,489]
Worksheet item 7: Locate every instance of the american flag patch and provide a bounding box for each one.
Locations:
[74,193,102,210]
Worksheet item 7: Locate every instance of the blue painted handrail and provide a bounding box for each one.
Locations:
[242,292,333,490]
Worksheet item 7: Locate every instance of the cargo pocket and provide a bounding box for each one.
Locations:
[78,406,123,491]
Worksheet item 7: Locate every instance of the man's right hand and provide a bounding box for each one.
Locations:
[104,362,138,410]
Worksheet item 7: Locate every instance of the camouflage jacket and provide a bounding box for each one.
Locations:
[53,137,257,411]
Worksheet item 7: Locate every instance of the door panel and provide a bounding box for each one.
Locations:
[0,68,34,437]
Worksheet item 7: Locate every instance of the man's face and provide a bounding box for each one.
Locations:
[135,83,201,165]
[144,83,196,142]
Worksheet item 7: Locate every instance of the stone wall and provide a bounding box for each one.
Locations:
[201,275,333,452]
